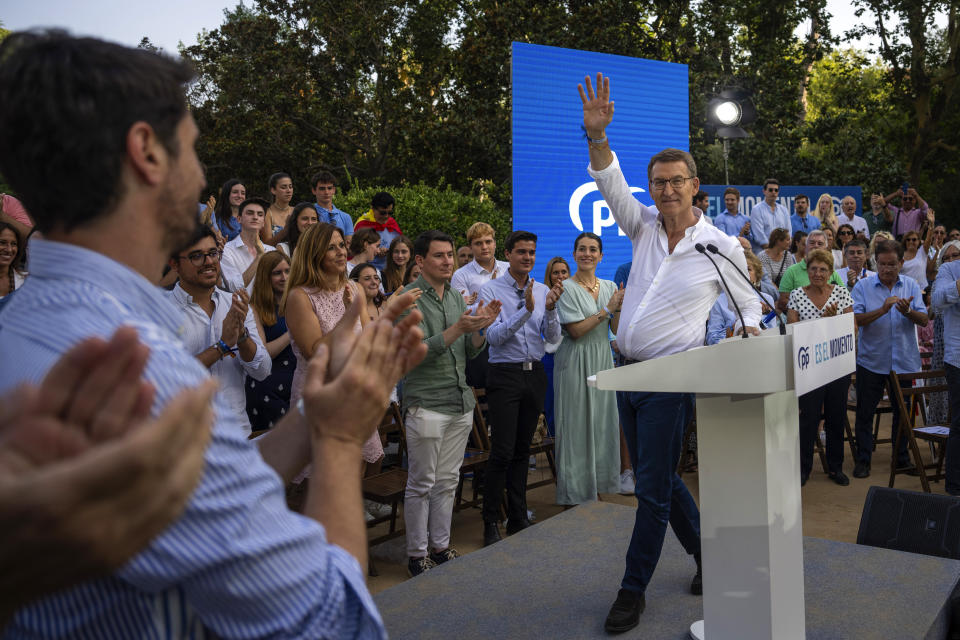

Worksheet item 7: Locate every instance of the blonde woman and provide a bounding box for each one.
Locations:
[815,193,838,234]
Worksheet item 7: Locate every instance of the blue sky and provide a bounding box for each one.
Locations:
[2,1,947,55]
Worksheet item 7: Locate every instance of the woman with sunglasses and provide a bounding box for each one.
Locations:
[835,223,856,267]
[554,232,624,506]
[901,209,937,290]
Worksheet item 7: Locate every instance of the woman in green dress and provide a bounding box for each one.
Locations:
[554,232,625,505]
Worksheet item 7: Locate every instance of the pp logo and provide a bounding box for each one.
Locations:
[797,346,810,371]
[569,182,645,237]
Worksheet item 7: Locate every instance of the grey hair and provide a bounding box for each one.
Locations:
[937,240,960,269]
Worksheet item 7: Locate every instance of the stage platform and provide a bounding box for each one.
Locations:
[373,501,960,639]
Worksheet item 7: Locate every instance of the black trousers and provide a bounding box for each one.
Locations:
[854,365,909,467]
[798,374,850,478]
[481,362,546,523]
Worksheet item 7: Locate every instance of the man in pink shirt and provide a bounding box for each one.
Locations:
[884,186,927,239]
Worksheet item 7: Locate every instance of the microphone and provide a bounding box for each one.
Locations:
[706,243,785,335]
[695,243,748,339]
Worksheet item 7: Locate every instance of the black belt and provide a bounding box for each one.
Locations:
[490,361,544,371]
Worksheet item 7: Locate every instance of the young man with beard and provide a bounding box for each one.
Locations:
[400,230,501,576]
[0,31,426,638]
[168,225,270,436]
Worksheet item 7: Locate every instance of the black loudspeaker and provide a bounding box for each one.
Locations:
[857,486,960,560]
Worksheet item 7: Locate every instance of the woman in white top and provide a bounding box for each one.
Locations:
[541,257,570,438]
[0,222,26,298]
[786,249,855,487]
[220,197,275,292]
[276,202,318,258]
[901,209,936,289]
[823,226,844,270]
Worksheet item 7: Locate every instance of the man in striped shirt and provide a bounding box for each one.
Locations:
[0,31,425,639]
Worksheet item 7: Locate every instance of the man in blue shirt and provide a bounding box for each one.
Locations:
[713,187,751,238]
[750,179,791,254]
[0,31,427,638]
[311,170,354,245]
[790,194,821,234]
[851,240,928,478]
[931,241,960,495]
[478,230,563,546]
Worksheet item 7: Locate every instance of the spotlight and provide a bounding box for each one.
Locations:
[706,88,756,139]
[713,101,741,127]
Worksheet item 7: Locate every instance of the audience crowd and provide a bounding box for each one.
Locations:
[2,30,960,639]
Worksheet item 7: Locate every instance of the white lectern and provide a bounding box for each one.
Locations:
[590,315,855,640]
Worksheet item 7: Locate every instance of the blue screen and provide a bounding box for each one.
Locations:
[511,42,689,280]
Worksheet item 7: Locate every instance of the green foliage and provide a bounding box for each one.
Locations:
[180,0,958,231]
[336,181,511,257]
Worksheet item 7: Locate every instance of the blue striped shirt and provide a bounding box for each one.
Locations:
[0,240,385,639]
[932,261,960,369]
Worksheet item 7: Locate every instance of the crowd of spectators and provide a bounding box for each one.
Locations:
[2,30,960,638]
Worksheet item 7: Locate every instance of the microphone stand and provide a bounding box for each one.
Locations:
[695,243,748,339]
[705,243,786,336]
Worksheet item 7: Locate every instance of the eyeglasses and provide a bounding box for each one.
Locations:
[514,286,525,309]
[838,230,853,236]
[650,176,696,191]
[765,187,780,193]
[178,249,222,267]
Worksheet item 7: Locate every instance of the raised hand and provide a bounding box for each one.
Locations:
[578,73,614,137]
[545,279,564,311]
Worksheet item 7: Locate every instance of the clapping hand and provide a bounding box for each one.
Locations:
[524,278,536,312]
[545,279,564,311]
[578,73,614,138]
[822,303,839,317]
[460,289,478,306]
[895,296,914,316]
[605,282,625,313]
[220,290,248,347]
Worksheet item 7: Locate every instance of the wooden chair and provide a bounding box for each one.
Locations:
[887,370,952,493]
[362,403,409,575]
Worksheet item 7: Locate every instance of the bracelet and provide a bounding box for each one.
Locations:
[216,339,237,358]
[602,306,614,318]
[582,126,606,145]
[297,397,305,417]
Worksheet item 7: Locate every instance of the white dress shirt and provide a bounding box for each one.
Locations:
[588,153,760,361]
[451,258,510,300]
[838,212,870,239]
[220,234,275,293]
[169,283,271,435]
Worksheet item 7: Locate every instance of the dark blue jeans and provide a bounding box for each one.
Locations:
[945,364,960,495]
[854,365,909,467]
[616,390,701,594]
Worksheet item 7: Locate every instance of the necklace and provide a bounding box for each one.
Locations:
[575,275,599,293]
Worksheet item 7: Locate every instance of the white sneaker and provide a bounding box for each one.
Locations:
[365,499,393,519]
[619,469,636,495]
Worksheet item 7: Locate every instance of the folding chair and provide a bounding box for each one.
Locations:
[887,370,952,493]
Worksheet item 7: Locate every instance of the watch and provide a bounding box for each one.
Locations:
[237,328,249,344]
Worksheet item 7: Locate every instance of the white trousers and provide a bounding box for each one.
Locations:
[403,407,473,557]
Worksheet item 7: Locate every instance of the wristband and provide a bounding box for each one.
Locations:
[297,397,305,417]
[602,306,614,318]
[217,339,237,358]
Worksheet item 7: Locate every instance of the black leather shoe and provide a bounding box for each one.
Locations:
[505,518,531,535]
[690,553,702,595]
[828,470,850,486]
[604,588,645,633]
[853,462,870,478]
[483,521,501,547]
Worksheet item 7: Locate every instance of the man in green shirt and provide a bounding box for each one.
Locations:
[400,230,501,577]
[776,229,845,312]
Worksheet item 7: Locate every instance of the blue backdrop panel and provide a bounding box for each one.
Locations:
[511,42,688,280]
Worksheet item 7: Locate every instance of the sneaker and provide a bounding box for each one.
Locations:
[428,548,460,565]
[619,469,636,495]
[364,500,392,519]
[604,588,645,633]
[407,556,437,577]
